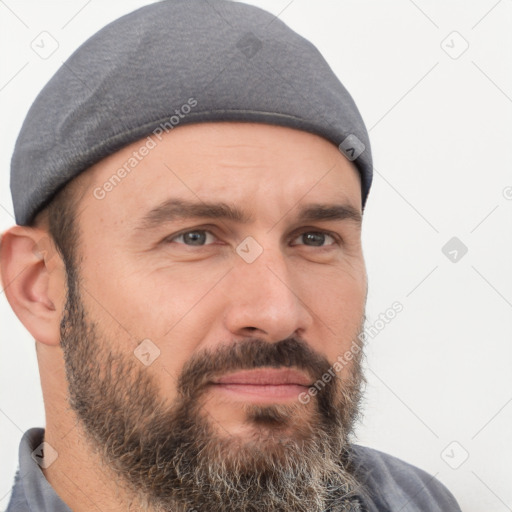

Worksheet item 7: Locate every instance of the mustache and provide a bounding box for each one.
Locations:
[177,336,334,401]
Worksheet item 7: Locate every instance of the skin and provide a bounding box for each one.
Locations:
[0,122,367,511]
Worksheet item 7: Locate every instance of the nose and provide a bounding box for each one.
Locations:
[222,246,314,342]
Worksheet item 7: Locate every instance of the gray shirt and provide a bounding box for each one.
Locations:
[6,428,462,512]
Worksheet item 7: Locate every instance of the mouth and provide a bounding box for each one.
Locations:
[208,368,313,402]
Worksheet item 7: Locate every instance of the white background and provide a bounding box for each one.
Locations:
[1,1,511,511]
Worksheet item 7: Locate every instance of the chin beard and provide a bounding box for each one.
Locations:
[60,273,366,512]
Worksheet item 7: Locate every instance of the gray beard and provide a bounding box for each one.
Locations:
[60,272,366,512]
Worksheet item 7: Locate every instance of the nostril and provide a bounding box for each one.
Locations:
[240,326,267,337]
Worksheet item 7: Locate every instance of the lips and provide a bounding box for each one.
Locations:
[212,368,313,387]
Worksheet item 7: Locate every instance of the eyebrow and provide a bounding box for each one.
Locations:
[297,204,362,225]
[135,198,362,231]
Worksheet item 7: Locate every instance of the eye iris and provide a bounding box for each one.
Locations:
[184,231,206,245]
[303,232,325,246]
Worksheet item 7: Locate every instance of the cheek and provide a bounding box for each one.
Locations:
[80,252,230,349]
[295,260,366,348]
[318,280,365,328]
[76,261,228,403]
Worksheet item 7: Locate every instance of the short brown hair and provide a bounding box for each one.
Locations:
[33,181,81,271]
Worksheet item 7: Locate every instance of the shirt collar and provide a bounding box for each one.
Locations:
[15,428,71,512]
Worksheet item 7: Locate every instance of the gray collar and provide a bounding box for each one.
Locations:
[6,428,71,512]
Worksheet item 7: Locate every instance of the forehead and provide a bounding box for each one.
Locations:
[78,122,362,227]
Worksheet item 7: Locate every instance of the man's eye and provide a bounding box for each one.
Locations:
[169,230,216,246]
[291,232,336,247]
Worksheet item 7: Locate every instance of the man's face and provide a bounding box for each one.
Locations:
[61,122,367,511]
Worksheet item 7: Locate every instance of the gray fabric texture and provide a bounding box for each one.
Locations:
[5,429,71,512]
[5,428,462,512]
[10,0,372,226]
[349,445,463,512]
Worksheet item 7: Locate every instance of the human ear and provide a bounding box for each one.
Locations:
[0,226,65,346]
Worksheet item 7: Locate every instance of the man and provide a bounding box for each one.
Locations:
[1,1,462,511]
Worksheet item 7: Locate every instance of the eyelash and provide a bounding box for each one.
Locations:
[165,228,340,247]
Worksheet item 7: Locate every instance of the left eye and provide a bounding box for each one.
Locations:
[170,230,217,246]
[291,232,336,247]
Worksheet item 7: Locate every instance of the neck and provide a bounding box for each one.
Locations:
[43,420,144,512]
[39,347,145,511]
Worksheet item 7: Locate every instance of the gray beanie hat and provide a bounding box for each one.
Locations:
[10,0,372,226]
